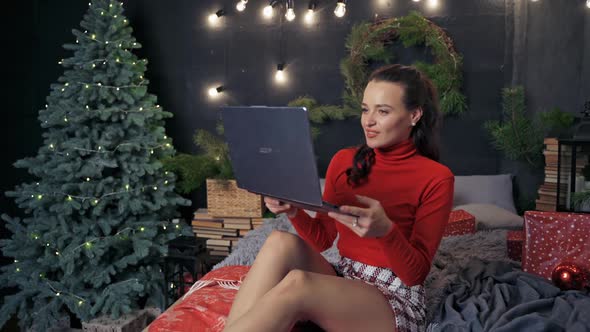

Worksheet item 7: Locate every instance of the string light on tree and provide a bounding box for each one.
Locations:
[285,0,296,21]
[275,63,287,84]
[236,0,248,11]
[263,0,279,19]
[305,1,317,25]
[334,0,347,18]
[208,85,225,99]
[208,9,225,26]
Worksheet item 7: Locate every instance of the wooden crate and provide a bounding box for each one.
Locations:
[206,179,264,218]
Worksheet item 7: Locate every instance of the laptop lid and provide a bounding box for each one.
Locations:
[221,106,324,207]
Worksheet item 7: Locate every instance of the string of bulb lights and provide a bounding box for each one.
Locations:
[205,0,590,99]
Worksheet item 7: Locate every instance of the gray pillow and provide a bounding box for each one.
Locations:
[453,174,517,213]
[453,203,523,230]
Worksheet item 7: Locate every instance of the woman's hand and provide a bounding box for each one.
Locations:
[264,197,298,218]
[328,195,393,238]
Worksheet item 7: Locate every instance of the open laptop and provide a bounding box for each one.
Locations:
[221,106,354,216]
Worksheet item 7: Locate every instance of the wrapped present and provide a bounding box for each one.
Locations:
[506,230,524,261]
[443,209,476,237]
[523,211,590,281]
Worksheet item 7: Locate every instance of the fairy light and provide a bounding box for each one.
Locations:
[427,0,439,9]
[140,227,145,232]
[208,9,225,26]
[275,63,286,84]
[263,0,279,18]
[208,86,224,98]
[285,0,296,21]
[236,0,248,11]
[334,0,347,17]
[305,2,316,25]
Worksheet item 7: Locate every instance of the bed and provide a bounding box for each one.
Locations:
[147,175,590,331]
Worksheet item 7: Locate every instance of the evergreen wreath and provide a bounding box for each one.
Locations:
[342,11,467,115]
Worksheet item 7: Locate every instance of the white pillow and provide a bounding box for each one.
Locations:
[453,203,523,230]
[453,174,517,213]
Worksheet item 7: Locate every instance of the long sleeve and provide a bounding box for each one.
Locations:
[288,152,342,252]
[376,176,454,286]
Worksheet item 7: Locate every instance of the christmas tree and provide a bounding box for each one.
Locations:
[0,0,191,330]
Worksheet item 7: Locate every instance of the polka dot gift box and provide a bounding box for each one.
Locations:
[523,211,590,281]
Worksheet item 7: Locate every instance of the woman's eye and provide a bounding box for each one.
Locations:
[379,109,389,115]
[361,108,368,113]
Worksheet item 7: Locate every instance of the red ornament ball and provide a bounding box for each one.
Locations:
[551,262,588,291]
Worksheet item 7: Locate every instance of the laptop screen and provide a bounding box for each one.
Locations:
[221,106,324,207]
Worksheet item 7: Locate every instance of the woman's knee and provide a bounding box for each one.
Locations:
[262,230,305,253]
[273,269,311,301]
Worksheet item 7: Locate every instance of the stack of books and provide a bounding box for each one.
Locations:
[192,208,266,257]
[536,138,584,211]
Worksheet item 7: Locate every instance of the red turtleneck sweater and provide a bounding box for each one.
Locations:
[289,139,454,286]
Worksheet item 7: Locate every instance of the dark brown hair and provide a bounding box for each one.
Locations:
[346,64,442,186]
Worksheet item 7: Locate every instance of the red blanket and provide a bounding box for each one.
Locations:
[148,266,250,332]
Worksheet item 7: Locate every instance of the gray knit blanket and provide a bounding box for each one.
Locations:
[212,214,513,322]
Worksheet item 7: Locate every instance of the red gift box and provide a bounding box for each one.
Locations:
[506,230,524,261]
[443,209,476,237]
[523,211,590,281]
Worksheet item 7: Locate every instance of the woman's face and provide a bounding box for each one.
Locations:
[361,80,422,149]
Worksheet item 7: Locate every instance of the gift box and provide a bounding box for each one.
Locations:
[523,211,590,280]
[443,209,476,237]
[506,230,524,261]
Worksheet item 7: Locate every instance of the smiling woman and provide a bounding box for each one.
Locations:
[223,64,454,332]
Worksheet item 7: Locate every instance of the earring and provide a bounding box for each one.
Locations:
[411,122,416,127]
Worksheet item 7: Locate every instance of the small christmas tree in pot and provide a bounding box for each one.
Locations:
[0,1,192,330]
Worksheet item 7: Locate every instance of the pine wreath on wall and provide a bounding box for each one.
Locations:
[290,11,467,124]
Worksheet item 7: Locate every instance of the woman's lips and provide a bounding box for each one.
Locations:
[365,130,379,138]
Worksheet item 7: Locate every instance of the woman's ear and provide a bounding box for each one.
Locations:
[410,108,423,126]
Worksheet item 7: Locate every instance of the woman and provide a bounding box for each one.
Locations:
[223,64,454,332]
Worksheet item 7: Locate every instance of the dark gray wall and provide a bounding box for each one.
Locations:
[2,0,590,232]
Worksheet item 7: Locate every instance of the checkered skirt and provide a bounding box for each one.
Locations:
[333,257,426,332]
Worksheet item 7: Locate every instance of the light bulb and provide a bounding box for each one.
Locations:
[304,9,315,25]
[263,5,274,18]
[427,0,439,9]
[285,0,295,21]
[236,0,248,12]
[208,86,224,98]
[587,0,590,8]
[413,0,420,2]
[334,1,346,18]
[275,63,286,84]
[286,8,296,21]
[208,9,225,26]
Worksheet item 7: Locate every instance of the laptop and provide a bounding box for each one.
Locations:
[221,106,354,216]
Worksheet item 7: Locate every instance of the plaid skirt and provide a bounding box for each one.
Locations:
[333,257,427,332]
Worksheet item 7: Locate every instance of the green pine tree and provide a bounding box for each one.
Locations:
[0,1,191,330]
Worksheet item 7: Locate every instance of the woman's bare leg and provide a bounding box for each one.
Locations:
[224,230,337,327]
[224,269,397,332]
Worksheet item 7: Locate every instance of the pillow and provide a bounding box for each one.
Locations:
[453,174,517,213]
[453,203,523,230]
